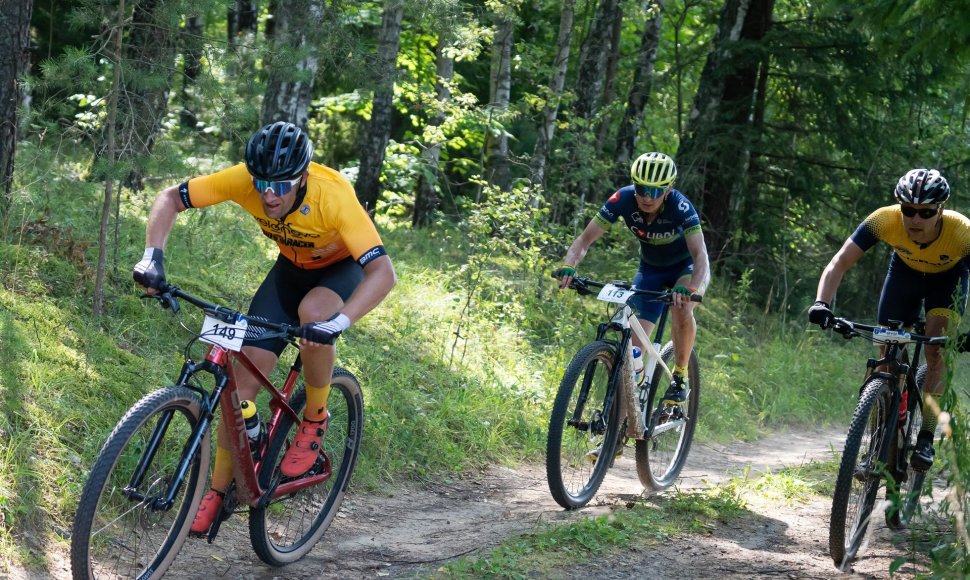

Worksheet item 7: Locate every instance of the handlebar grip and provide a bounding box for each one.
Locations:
[690,293,703,303]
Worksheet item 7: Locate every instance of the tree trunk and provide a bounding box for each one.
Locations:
[228,0,258,47]
[178,13,204,128]
[485,14,514,192]
[530,0,576,189]
[260,0,325,130]
[574,0,619,121]
[93,0,179,191]
[355,0,405,212]
[675,0,774,262]
[413,30,455,227]
[613,1,663,184]
[595,2,624,153]
[95,0,126,318]
[0,0,33,208]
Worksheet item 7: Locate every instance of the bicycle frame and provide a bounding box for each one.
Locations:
[126,334,330,514]
[593,302,674,438]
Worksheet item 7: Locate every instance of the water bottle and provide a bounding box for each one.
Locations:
[241,399,264,461]
[632,347,645,386]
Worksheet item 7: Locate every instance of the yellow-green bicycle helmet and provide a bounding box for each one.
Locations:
[630,152,677,187]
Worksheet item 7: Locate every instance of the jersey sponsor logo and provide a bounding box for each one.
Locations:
[262,231,315,248]
[254,217,321,239]
[631,212,644,224]
[940,254,950,262]
[678,199,690,213]
[630,226,676,241]
[300,204,310,215]
[608,190,621,203]
[358,245,387,266]
[178,182,193,208]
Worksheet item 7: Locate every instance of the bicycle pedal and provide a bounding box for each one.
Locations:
[205,488,238,543]
[305,451,332,478]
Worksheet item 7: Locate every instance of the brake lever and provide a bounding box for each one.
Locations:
[141,291,180,314]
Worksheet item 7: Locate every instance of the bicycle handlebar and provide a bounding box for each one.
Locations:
[143,282,304,340]
[827,317,948,346]
[564,276,703,303]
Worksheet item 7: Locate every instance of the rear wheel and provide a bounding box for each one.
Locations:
[249,368,364,566]
[546,341,622,509]
[70,387,209,580]
[635,343,700,491]
[829,377,893,568]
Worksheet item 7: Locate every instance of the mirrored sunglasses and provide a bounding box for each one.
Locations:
[634,184,667,199]
[253,175,302,197]
[900,205,940,219]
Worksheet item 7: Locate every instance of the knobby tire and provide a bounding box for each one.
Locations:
[634,343,700,491]
[829,377,893,568]
[70,387,210,580]
[546,341,622,510]
[249,367,364,566]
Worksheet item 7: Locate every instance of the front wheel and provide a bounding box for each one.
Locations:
[249,367,364,566]
[829,377,893,568]
[634,343,700,491]
[70,387,210,580]
[546,340,622,510]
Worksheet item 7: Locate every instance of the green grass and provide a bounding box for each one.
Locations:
[426,486,746,578]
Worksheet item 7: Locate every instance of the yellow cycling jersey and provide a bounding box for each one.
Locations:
[180,162,385,270]
[851,205,970,273]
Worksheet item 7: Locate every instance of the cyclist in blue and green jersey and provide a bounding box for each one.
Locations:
[809,168,970,471]
[554,153,711,415]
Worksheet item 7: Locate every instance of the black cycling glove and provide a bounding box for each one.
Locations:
[302,313,351,345]
[133,248,166,290]
[808,300,834,328]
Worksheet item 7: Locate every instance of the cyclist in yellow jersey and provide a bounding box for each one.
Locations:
[809,168,970,472]
[133,122,396,535]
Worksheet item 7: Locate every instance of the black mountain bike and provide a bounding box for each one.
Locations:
[822,317,943,568]
[546,277,701,509]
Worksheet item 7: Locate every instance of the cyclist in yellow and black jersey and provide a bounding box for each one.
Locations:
[809,168,970,472]
[133,122,396,535]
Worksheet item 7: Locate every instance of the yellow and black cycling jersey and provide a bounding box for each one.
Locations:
[179,163,385,270]
[851,205,970,274]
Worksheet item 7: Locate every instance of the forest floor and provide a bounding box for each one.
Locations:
[15,427,943,579]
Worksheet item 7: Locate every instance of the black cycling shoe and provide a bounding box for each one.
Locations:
[662,375,688,406]
[910,435,935,473]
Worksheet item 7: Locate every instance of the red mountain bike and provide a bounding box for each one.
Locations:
[70,282,364,579]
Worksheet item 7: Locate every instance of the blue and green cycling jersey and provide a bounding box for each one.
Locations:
[593,186,702,267]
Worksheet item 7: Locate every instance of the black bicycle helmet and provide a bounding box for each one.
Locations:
[245,121,313,180]
[894,168,950,205]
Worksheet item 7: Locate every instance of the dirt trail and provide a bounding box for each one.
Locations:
[18,427,940,579]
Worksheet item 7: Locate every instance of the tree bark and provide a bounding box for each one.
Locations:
[228,0,258,47]
[574,0,619,121]
[530,0,575,189]
[595,2,624,153]
[675,0,774,262]
[0,0,33,207]
[613,1,663,184]
[485,14,514,192]
[413,30,455,227]
[260,0,325,130]
[355,0,405,212]
[178,13,204,128]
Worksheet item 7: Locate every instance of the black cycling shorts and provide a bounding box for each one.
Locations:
[877,253,969,326]
[244,255,364,355]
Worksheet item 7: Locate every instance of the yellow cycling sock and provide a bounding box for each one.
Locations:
[210,445,234,492]
[305,384,331,421]
[921,394,939,437]
[673,364,689,377]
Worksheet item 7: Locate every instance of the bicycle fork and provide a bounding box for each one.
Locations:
[124,360,225,512]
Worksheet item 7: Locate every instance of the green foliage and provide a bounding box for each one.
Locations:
[431,486,743,578]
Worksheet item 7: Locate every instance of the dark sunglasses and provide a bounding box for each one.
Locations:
[253,175,302,197]
[634,184,667,199]
[900,205,940,219]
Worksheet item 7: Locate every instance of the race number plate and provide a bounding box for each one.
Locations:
[872,327,912,344]
[200,315,248,352]
[597,284,634,305]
